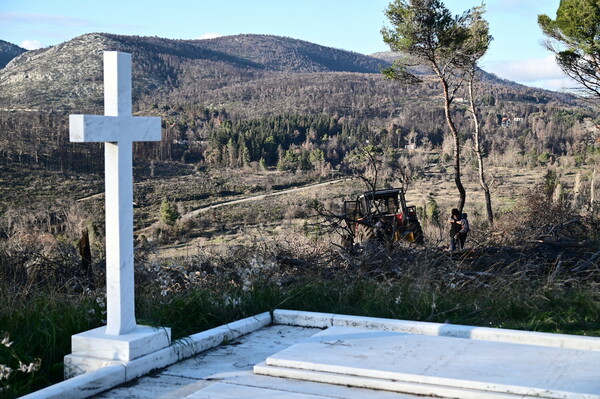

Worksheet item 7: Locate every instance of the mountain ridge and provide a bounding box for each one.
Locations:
[195,34,387,73]
[0,39,27,69]
[0,33,391,111]
[0,32,579,114]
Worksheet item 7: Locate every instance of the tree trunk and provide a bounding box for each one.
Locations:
[440,77,466,211]
[78,228,92,277]
[468,75,493,225]
[592,169,596,208]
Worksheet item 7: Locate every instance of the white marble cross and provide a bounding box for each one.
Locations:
[70,51,161,336]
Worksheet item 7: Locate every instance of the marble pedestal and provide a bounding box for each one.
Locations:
[64,325,171,378]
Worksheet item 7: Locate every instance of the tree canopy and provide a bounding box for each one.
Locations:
[539,0,600,99]
[381,0,490,85]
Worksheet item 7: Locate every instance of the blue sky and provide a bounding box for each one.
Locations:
[0,0,570,90]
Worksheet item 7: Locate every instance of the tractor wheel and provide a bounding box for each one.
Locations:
[412,223,425,244]
[355,224,375,243]
[341,233,354,248]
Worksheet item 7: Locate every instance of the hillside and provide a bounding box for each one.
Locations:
[0,33,389,111]
[198,34,386,73]
[0,32,596,180]
[0,32,580,114]
[0,39,26,68]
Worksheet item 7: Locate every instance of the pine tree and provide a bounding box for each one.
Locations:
[160,198,180,227]
[382,0,491,212]
[539,0,600,100]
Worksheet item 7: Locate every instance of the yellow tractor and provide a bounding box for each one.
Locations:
[343,188,424,245]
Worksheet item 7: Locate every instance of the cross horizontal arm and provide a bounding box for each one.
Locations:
[70,114,162,143]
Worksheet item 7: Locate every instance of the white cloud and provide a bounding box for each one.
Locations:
[20,39,43,50]
[197,33,222,40]
[484,54,581,91]
[527,78,581,92]
[486,55,563,81]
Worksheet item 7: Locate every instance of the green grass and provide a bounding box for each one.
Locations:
[0,292,100,397]
[275,279,600,335]
[1,271,599,398]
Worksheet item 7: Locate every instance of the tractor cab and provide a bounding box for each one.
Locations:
[343,188,423,245]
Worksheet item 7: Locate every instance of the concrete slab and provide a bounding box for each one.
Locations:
[213,373,414,398]
[92,324,326,399]
[254,363,517,399]
[95,324,425,399]
[257,326,600,399]
[185,382,332,398]
[25,310,600,399]
[159,323,319,380]
[275,309,600,351]
[188,379,425,398]
[20,364,126,399]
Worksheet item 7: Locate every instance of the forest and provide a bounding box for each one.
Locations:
[1,32,597,178]
[0,87,597,178]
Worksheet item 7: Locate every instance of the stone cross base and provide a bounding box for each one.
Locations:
[64,325,171,378]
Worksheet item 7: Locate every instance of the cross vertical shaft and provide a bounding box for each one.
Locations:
[104,52,136,336]
[104,52,132,117]
[104,140,136,335]
[69,51,161,336]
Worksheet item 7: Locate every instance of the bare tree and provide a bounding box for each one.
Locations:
[464,5,494,225]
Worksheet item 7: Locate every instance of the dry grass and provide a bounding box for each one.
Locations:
[1,155,599,398]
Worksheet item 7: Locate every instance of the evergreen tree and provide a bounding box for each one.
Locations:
[382,0,490,211]
[539,0,600,100]
[160,198,180,227]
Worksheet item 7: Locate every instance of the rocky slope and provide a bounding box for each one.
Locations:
[0,39,26,68]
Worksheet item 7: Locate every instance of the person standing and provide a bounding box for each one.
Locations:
[448,208,461,251]
[457,212,470,249]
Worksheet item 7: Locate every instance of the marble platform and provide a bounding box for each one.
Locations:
[254,325,600,399]
[22,310,600,399]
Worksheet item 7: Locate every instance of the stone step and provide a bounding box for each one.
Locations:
[254,363,520,399]
[254,326,600,399]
